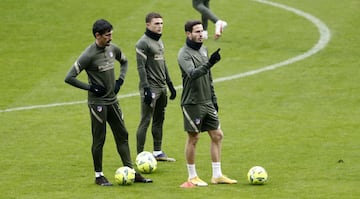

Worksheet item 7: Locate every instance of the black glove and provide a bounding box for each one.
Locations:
[89,84,106,97]
[214,103,219,112]
[167,82,176,100]
[114,78,124,94]
[143,87,152,106]
[208,48,221,66]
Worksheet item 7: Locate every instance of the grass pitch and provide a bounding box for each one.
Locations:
[0,0,359,198]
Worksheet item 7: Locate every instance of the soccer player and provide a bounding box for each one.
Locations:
[192,0,228,39]
[64,19,152,186]
[177,20,237,186]
[135,12,177,161]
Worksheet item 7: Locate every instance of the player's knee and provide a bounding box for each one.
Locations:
[209,129,223,141]
[187,132,200,145]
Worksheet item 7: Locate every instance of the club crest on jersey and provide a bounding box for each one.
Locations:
[109,52,113,57]
[97,106,103,112]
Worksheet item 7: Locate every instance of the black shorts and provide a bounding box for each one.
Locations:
[182,103,220,133]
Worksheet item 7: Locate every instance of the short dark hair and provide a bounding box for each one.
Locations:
[184,20,202,32]
[145,12,162,23]
[92,19,113,37]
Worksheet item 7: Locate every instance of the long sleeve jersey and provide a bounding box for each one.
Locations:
[135,34,171,89]
[177,44,217,106]
[64,42,128,105]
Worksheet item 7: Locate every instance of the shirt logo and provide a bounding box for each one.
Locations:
[109,52,113,57]
[97,106,103,112]
[154,54,164,60]
[98,62,114,72]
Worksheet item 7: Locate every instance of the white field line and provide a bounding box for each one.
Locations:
[0,0,330,113]
[215,0,331,83]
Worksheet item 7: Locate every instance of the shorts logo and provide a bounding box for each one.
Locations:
[97,106,103,112]
[195,118,201,125]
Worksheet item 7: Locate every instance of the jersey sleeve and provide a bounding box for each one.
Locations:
[164,61,172,84]
[64,53,91,90]
[114,46,128,81]
[136,39,150,88]
[178,48,209,80]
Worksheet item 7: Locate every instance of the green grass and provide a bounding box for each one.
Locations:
[1,0,359,198]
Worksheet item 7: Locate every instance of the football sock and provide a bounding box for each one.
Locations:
[95,172,104,178]
[212,162,223,178]
[187,164,197,179]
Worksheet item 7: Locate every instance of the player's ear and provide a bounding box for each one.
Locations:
[186,31,191,37]
[95,32,101,39]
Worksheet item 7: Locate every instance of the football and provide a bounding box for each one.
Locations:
[247,166,268,185]
[136,151,157,174]
[114,166,136,185]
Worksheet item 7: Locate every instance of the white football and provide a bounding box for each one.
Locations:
[136,151,157,174]
[247,166,268,185]
[114,166,136,185]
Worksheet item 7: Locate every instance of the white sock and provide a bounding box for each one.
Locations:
[212,162,222,178]
[153,151,163,156]
[95,172,104,178]
[187,164,197,179]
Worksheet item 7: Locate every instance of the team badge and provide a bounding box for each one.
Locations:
[97,106,103,112]
[109,52,113,57]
